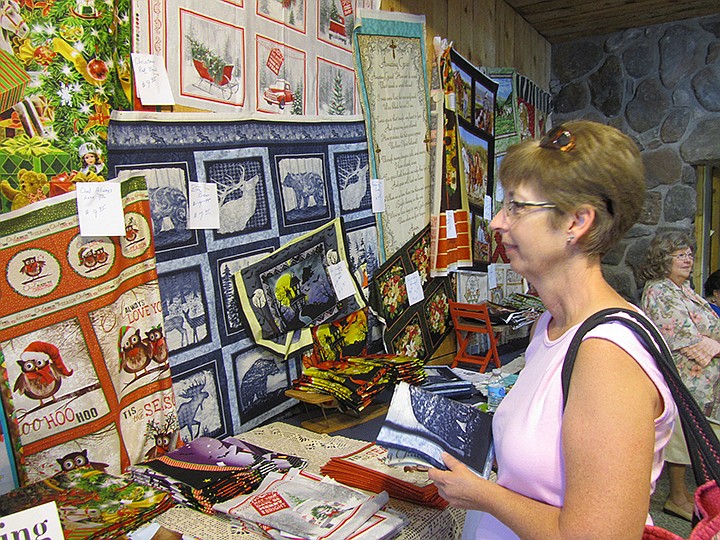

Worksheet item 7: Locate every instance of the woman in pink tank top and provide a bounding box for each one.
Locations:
[428,120,675,539]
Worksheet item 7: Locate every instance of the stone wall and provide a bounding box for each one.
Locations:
[549,14,720,302]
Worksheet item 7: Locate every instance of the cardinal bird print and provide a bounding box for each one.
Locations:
[118,326,152,379]
[13,341,73,406]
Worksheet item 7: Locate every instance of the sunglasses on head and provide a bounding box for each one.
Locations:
[539,125,576,152]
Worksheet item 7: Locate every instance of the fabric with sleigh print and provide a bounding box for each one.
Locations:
[0,176,180,485]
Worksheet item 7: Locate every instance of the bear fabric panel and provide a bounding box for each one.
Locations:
[106,113,381,439]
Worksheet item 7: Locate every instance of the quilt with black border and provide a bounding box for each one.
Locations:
[107,112,380,440]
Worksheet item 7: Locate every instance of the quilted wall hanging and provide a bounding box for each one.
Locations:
[234,217,366,356]
[0,0,132,213]
[0,175,180,485]
[107,112,380,439]
[353,9,431,261]
[369,225,453,362]
[133,0,379,114]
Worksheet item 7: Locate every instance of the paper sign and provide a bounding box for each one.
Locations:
[488,264,497,289]
[405,270,424,306]
[0,501,64,539]
[484,195,493,221]
[187,182,220,229]
[371,178,385,213]
[446,209,457,238]
[131,53,175,106]
[328,261,356,301]
[77,182,125,236]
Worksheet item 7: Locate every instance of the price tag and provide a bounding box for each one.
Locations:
[328,261,355,301]
[484,195,493,220]
[187,182,220,229]
[446,210,457,239]
[77,182,124,236]
[131,53,175,106]
[371,178,385,213]
[405,270,424,306]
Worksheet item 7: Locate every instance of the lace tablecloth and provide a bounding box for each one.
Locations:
[153,421,466,540]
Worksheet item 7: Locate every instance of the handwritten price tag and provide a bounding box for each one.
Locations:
[446,209,457,239]
[405,270,424,306]
[328,261,356,301]
[187,182,220,229]
[370,178,385,213]
[131,53,175,106]
[77,182,124,237]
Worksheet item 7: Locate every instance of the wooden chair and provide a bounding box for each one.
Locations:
[449,301,502,372]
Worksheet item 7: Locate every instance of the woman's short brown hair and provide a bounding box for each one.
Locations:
[499,120,645,257]
[640,231,695,281]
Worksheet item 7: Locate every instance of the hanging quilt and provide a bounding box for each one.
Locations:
[0,0,132,214]
[0,175,180,486]
[132,0,378,114]
[369,226,453,362]
[353,9,431,261]
[107,112,381,439]
[234,218,366,356]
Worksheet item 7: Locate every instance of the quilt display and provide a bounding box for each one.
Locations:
[133,0,379,115]
[234,218,366,356]
[0,0,132,213]
[107,112,380,440]
[488,68,551,264]
[369,226,453,362]
[353,10,431,260]
[0,176,180,485]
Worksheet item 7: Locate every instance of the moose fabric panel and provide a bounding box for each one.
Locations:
[107,112,379,438]
[0,176,180,486]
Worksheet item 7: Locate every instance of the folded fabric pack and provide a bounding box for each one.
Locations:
[0,465,175,540]
[127,436,307,514]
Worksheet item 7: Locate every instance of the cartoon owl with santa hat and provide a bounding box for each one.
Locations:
[14,341,73,404]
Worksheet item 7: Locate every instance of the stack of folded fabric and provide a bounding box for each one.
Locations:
[419,365,475,398]
[320,442,448,510]
[214,468,406,540]
[357,354,427,386]
[127,436,308,514]
[291,355,427,415]
[0,465,175,539]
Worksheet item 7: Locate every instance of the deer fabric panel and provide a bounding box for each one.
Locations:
[106,113,380,439]
[0,176,181,486]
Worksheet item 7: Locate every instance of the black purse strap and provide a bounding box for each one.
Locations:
[561,307,720,487]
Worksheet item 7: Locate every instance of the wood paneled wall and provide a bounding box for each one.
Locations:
[379,0,551,90]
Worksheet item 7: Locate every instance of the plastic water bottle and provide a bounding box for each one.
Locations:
[487,369,506,412]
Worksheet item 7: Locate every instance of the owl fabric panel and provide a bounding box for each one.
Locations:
[0,176,181,485]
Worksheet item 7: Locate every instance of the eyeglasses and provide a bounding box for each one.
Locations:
[502,199,558,219]
[539,125,576,152]
[672,251,694,261]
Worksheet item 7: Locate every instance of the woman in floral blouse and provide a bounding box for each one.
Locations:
[640,231,720,521]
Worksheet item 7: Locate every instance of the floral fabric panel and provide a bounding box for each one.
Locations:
[370,225,453,361]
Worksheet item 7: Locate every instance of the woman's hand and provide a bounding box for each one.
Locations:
[681,336,720,367]
[427,452,490,510]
